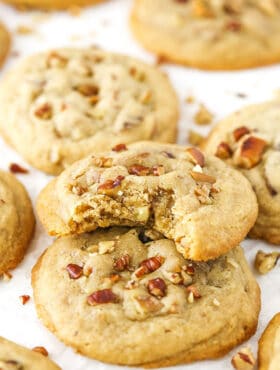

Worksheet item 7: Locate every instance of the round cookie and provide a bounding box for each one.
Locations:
[32,227,260,367]
[0,336,60,370]
[2,0,105,10]
[36,142,258,261]
[0,48,178,175]
[0,22,10,68]
[0,170,35,274]
[130,0,280,70]
[258,313,280,370]
[203,101,280,245]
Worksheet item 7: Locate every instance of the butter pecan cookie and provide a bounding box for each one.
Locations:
[0,171,35,274]
[259,313,280,370]
[3,0,105,10]
[0,22,10,68]
[32,227,260,367]
[203,101,280,245]
[0,48,178,175]
[130,0,280,70]
[0,336,60,370]
[36,142,258,261]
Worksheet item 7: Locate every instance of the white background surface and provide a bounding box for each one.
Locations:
[0,1,280,369]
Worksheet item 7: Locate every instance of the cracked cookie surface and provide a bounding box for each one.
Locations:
[0,171,35,274]
[0,22,10,68]
[131,0,280,70]
[0,48,178,175]
[203,101,280,245]
[258,313,280,370]
[37,141,258,261]
[0,336,60,370]
[32,227,260,367]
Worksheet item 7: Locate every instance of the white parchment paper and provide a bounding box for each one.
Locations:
[0,1,279,368]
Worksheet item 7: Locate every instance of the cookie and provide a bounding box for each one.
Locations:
[130,0,280,70]
[0,22,10,68]
[258,313,280,370]
[0,48,178,175]
[32,227,260,367]
[3,0,105,10]
[36,142,258,261]
[0,170,35,274]
[0,336,60,370]
[203,101,280,245]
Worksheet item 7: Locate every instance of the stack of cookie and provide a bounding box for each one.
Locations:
[32,141,260,366]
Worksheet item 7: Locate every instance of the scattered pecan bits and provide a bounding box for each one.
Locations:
[254,250,280,275]
[97,175,125,195]
[128,164,151,176]
[182,264,195,276]
[75,84,99,97]
[87,289,118,306]
[32,346,48,357]
[66,264,83,279]
[233,126,251,142]
[112,143,128,152]
[9,163,29,174]
[114,255,130,272]
[186,147,205,167]
[186,285,201,299]
[190,171,216,184]
[234,136,267,169]
[135,256,165,278]
[46,52,68,68]
[34,103,53,120]
[194,104,213,125]
[215,142,232,159]
[19,295,30,305]
[147,278,167,298]
[231,347,255,370]
[226,20,242,32]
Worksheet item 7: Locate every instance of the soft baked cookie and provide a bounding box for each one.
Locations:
[0,48,178,175]
[0,22,10,68]
[2,0,105,10]
[0,336,60,370]
[203,101,280,245]
[130,0,280,70]
[32,227,260,367]
[259,313,280,370]
[0,170,35,274]
[36,142,258,261]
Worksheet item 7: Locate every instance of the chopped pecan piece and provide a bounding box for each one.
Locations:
[147,278,167,297]
[114,254,130,271]
[186,285,201,299]
[34,103,52,120]
[215,142,232,159]
[136,295,163,312]
[254,250,280,275]
[87,289,118,305]
[0,360,23,369]
[112,143,128,152]
[109,274,121,283]
[128,164,151,176]
[231,347,255,369]
[152,165,165,176]
[190,171,216,184]
[66,264,83,279]
[32,346,48,356]
[233,126,251,141]
[135,256,165,277]
[186,147,205,167]
[19,295,30,305]
[92,157,113,168]
[9,163,29,174]
[71,184,87,196]
[97,175,125,195]
[75,84,99,97]
[234,136,267,169]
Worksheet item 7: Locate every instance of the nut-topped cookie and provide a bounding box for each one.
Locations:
[203,101,280,245]
[0,22,10,68]
[0,171,35,274]
[130,0,280,70]
[2,0,105,10]
[0,48,178,175]
[0,336,60,370]
[37,142,258,261]
[32,227,260,367]
[258,313,280,370]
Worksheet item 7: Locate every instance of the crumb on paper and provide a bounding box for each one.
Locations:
[236,92,247,98]
[231,347,255,369]
[188,130,204,146]
[155,55,167,66]
[16,25,34,35]
[194,103,213,125]
[254,250,280,275]
[185,95,195,104]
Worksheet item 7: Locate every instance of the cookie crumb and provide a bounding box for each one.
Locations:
[2,271,13,281]
[9,163,29,174]
[194,104,213,125]
[231,347,255,369]
[19,295,30,305]
[236,92,247,99]
[32,346,48,356]
[185,95,195,104]
[254,250,280,275]
[188,130,204,146]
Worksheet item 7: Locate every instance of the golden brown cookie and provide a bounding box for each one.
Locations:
[130,0,280,70]
[203,101,280,245]
[36,142,258,261]
[32,227,260,367]
[0,48,178,175]
[0,170,35,274]
[0,22,10,68]
[259,313,280,370]
[2,0,105,10]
